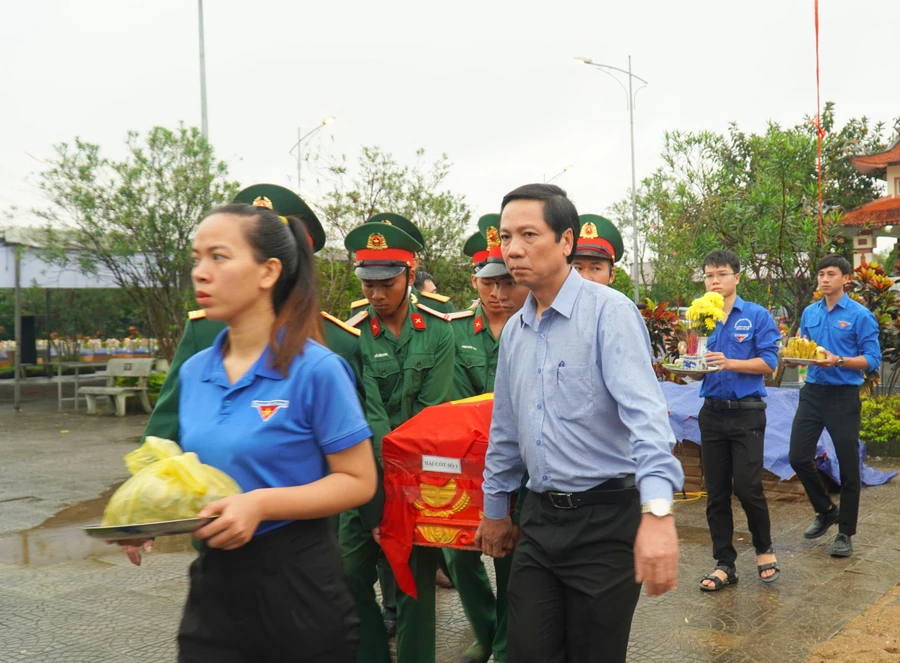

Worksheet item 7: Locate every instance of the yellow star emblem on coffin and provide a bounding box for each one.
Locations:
[416,525,463,545]
[413,478,471,517]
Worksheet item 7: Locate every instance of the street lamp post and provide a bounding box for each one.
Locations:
[575,55,647,305]
[197,0,209,140]
[544,164,575,184]
[289,117,336,189]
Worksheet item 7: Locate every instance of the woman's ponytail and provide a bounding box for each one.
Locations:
[201,203,323,374]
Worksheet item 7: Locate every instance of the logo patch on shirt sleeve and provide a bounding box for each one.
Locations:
[838,320,852,330]
[252,400,289,422]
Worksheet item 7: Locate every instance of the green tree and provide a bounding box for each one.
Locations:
[0,287,143,342]
[314,146,472,315]
[32,124,239,361]
[612,105,892,383]
[606,264,645,300]
[846,261,900,395]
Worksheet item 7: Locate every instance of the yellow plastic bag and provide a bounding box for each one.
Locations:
[103,451,241,526]
[124,436,183,475]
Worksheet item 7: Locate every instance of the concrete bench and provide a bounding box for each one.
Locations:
[78,358,155,417]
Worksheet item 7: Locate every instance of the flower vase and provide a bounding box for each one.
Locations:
[681,336,709,371]
[697,336,709,355]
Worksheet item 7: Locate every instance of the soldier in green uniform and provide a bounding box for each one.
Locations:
[443,214,529,663]
[461,229,489,310]
[143,183,361,443]
[340,222,456,663]
[347,212,454,319]
[571,213,624,287]
[346,212,455,621]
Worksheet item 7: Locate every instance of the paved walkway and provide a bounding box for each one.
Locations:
[2,387,900,661]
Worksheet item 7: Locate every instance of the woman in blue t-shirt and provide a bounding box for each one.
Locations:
[121,202,377,662]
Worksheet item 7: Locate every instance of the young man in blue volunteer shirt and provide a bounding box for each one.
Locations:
[695,250,781,591]
[789,255,881,558]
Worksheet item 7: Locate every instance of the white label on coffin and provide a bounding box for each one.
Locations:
[422,455,462,474]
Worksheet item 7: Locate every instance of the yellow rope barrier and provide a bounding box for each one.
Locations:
[674,491,707,503]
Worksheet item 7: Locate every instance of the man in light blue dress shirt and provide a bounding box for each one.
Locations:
[475,183,684,663]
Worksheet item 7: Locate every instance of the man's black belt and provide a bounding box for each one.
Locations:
[543,475,637,509]
[704,396,766,410]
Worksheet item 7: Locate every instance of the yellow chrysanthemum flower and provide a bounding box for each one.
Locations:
[685,292,726,334]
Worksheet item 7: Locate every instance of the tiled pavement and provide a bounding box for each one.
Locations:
[2,387,900,661]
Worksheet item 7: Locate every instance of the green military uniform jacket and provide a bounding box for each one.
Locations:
[143,314,225,443]
[449,304,501,400]
[143,311,365,443]
[353,300,456,527]
[449,304,528,523]
[349,287,455,317]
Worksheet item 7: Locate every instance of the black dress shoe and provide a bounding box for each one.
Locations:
[803,507,839,539]
[830,533,853,557]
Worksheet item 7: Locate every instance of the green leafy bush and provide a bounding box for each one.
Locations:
[860,396,900,445]
[147,372,166,393]
[116,372,167,394]
[0,366,46,380]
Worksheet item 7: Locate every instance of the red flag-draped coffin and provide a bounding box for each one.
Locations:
[380,394,494,598]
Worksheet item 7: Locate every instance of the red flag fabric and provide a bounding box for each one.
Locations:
[380,395,494,598]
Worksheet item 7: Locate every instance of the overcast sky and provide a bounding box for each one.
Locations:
[2,1,896,245]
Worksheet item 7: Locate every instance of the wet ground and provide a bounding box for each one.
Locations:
[2,385,900,661]
[805,584,900,662]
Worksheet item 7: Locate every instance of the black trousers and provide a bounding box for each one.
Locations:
[506,488,642,663]
[789,383,862,536]
[178,519,358,663]
[698,405,772,567]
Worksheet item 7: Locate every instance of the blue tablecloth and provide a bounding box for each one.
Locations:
[661,381,896,487]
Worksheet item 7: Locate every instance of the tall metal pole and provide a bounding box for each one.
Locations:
[628,55,640,304]
[198,0,209,140]
[13,247,21,411]
[574,56,646,304]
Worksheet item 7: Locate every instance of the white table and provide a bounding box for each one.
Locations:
[45,361,109,412]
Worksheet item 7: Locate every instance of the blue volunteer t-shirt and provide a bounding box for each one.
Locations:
[801,293,881,386]
[179,330,372,536]
[700,296,780,400]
